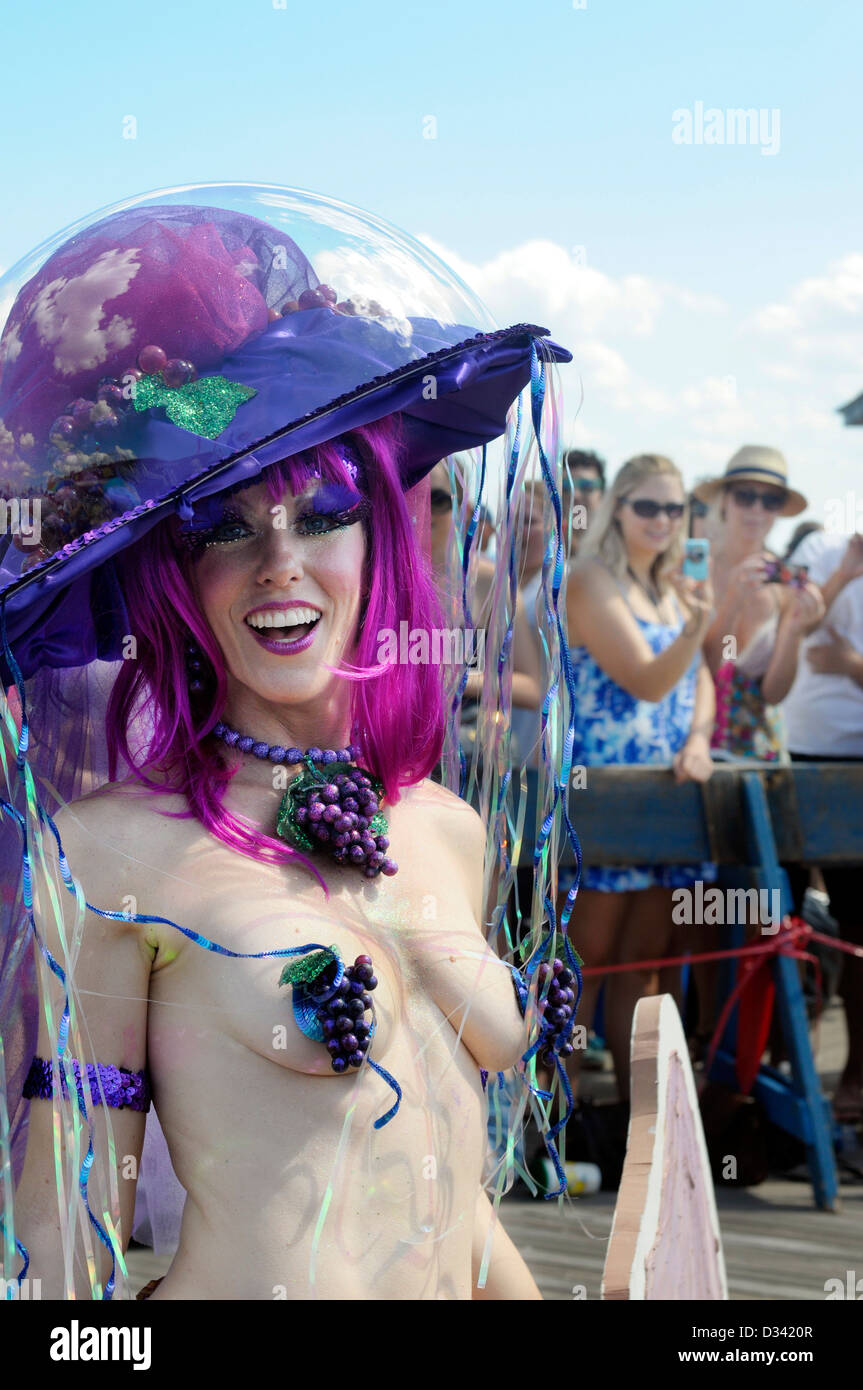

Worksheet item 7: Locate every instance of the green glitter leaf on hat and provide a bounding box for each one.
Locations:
[279,947,338,989]
[133,373,257,439]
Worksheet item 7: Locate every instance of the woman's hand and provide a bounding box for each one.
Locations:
[668,570,714,636]
[784,580,825,632]
[726,552,770,607]
[672,735,714,784]
[807,626,863,679]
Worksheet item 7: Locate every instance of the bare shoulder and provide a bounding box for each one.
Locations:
[55,772,190,862]
[397,781,486,926]
[568,555,615,598]
[399,779,486,854]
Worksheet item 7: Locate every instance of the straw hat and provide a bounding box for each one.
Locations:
[693,446,807,517]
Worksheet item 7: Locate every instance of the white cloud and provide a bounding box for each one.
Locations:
[748,254,863,336]
[30,247,140,377]
[422,235,863,547]
[420,236,720,338]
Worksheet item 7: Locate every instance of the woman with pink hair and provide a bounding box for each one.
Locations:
[0,186,575,1300]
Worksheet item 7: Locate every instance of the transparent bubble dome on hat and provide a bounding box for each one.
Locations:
[0,182,496,504]
[0,180,495,369]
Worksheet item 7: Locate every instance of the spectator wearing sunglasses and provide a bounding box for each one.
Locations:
[694,448,824,762]
[559,454,716,1103]
[518,451,606,625]
[564,448,606,529]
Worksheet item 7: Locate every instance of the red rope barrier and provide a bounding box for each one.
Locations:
[578,916,863,1096]
[577,916,863,979]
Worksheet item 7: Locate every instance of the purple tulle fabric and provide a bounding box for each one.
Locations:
[0,204,314,450]
[2,660,119,1176]
[1,656,189,1253]
[23,1056,151,1111]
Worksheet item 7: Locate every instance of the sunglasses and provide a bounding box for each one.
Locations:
[570,476,603,494]
[728,486,787,513]
[623,498,686,520]
[429,488,454,512]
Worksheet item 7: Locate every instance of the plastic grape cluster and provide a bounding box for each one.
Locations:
[293,769,397,878]
[309,954,379,1073]
[535,958,577,1067]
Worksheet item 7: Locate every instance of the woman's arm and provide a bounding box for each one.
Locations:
[809,534,863,628]
[465,564,542,710]
[702,553,768,674]
[672,659,715,783]
[10,804,151,1299]
[761,582,825,705]
[411,791,529,1074]
[806,626,863,687]
[462,588,541,710]
[567,560,712,703]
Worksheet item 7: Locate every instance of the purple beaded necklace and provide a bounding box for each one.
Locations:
[212,719,397,879]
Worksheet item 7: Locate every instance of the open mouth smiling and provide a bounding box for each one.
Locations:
[244,605,323,649]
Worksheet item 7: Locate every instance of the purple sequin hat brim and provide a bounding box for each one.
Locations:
[0,321,569,684]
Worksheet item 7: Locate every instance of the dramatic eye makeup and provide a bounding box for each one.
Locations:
[293,482,368,534]
[180,481,367,555]
[180,505,251,555]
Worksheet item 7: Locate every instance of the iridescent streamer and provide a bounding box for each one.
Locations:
[471,354,579,1241]
[0,1038,21,1291]
[528,343,583,930]
[367,1060,401,1129]
[1,615,120,1297]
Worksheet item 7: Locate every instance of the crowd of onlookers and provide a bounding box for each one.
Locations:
[459,444,863,1128]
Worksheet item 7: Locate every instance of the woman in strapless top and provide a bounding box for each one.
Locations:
[694,448,824,762]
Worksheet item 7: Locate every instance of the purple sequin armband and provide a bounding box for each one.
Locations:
[23,1056,152,1112]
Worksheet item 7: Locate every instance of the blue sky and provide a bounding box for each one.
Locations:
[1,0,861,542]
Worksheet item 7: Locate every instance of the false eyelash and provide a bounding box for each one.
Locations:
[179,505,246,554]
[179,499,368,555]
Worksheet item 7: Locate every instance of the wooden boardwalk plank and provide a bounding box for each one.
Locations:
[498,1181,863,1301]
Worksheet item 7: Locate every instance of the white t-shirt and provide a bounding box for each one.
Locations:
[782,531,863,756]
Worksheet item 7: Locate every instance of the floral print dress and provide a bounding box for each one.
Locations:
[710,608,786,763]
[560,603,715,893]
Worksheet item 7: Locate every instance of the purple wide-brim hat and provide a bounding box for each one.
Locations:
[0,189,569,683]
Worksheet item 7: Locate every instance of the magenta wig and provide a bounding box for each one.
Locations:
[104,414,446,881]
